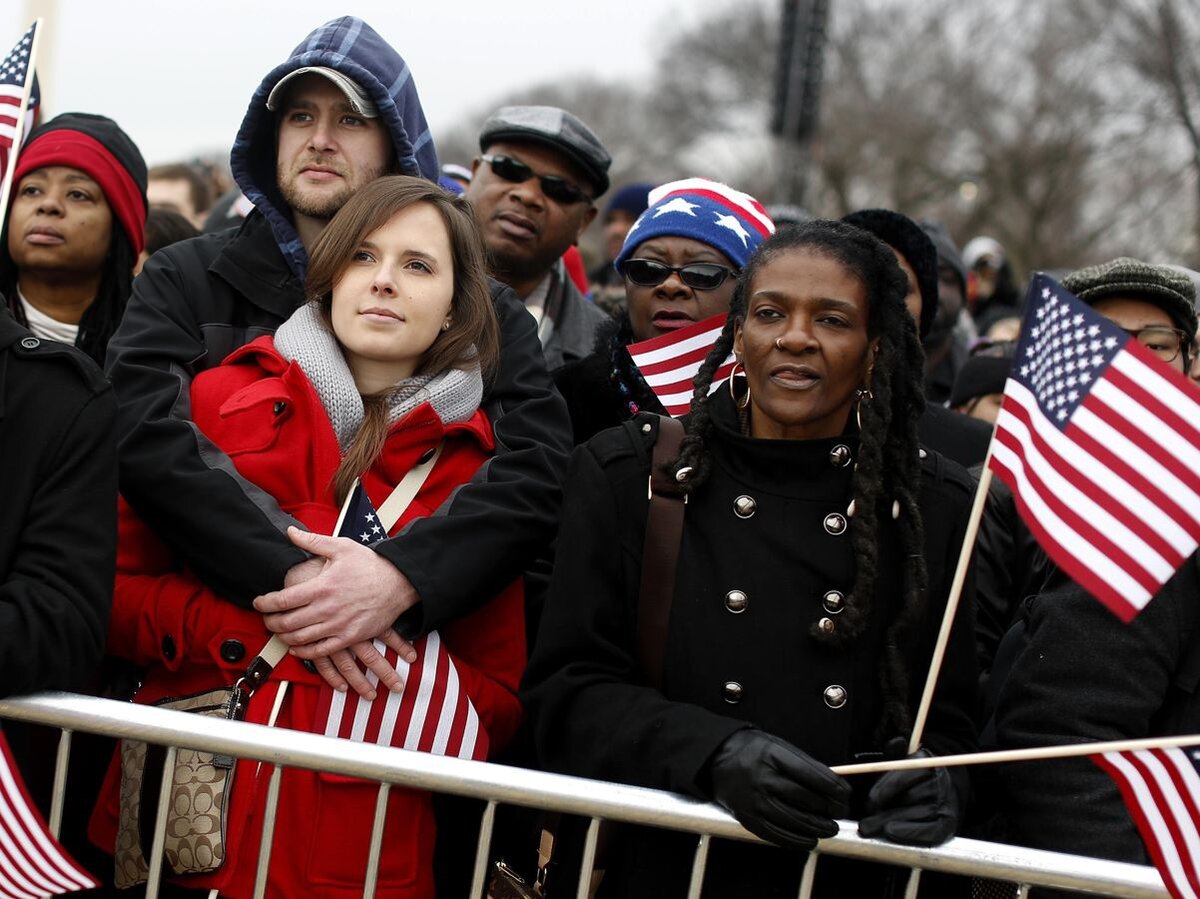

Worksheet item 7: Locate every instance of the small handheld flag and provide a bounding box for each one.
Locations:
[989,274,1200,622]
[0,22,40,188]
[0,729,97,895]
[313,482,488,761]
[1094,745,1200,899]
[626,313,735,417]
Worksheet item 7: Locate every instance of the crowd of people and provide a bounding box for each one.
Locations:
[1,14,1198,899]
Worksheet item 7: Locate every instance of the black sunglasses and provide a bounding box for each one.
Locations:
[619,258,736,291]
[480,154,591,205]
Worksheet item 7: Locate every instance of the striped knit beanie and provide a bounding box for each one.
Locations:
[614,178,774,272]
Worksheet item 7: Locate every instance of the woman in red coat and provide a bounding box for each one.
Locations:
[91,176,524,898]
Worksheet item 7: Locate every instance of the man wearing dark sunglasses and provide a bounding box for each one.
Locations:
[466,105,612,370]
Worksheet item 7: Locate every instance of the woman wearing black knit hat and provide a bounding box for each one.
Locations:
[524,222,978,898]
[843,208,993,467]
[1,112,148,365]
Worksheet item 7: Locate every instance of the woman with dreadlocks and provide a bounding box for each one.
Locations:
[0,113,147,366]
[523,221,978,898]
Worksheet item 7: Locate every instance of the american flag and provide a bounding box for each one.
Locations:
[988,274,1200,622]
[1093,746,1200,899]
[0,729,97,896]
[627,313,735,416]
[0,23,39,186]
[312,482,488,761]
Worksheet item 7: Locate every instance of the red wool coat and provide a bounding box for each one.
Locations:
[90,337,525,899]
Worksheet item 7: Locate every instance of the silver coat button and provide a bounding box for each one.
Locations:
[823,513,847,535]
[725,590,748,614]
[919,448,928,459]
[829,444,852,467]
[822,590,845,614]
[19,337,39,349]
[734,495,756,519]
[723,681,744,704]
[818,616,836,635]
[641,422,652,433]
[823,685,848,709]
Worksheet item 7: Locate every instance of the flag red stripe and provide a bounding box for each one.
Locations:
[658,187,772,237]
[1116,343,1200,447]
[444,682,470,759]
[417,647,451,753]
[361,647,398,744]
[990,453,1141,622]
[625,313,727,355]
[1155,748,1200,844]
[1152,747,1200,890]
[992,419,1162,593]
[1125,751,1200,896]
[648,362,736,400]
[389,638,424,746]
[634,342,719,377]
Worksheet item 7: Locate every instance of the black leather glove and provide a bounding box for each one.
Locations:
[707,729,851,850]
[858,749,961,847]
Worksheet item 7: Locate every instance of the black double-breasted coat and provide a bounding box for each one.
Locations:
[523,393,979,898]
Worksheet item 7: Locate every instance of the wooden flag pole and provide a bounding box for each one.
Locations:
[834,732,1200,777]
[906,452,994,755]
[0,19,43,223]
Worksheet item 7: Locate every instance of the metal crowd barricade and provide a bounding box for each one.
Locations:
[0,692,1169,899]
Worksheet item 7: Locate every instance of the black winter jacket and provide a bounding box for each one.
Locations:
[0,307,115,694]
[523,394,979,898]
[105,211,571,633]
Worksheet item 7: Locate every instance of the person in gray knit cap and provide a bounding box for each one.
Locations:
[1062,256,1197,376]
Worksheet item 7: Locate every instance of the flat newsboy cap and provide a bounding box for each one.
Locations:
[479,105,611,197]
[1062,256,1198,339]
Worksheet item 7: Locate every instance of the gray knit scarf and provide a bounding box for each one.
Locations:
[273,302,483,450]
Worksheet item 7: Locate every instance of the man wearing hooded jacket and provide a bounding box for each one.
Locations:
[105,18,570,682]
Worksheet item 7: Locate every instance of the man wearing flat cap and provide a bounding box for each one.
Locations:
[104,18,570,697]
[466,105,612,370]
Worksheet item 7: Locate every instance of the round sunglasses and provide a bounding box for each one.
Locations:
[619,258,737,291]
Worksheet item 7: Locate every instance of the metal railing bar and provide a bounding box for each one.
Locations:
[469,801,497,899]
[362,782,391,899]
[48,728,71,838]
[0,694,1169,898]
[143,744,177,899]
[574,817,601,899]
[1017,885,1031,899]
[251,765,283,899]
[797,851,818,899]
[685,833,710,899]
[903,867,922,899]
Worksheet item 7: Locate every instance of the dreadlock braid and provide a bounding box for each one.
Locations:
[674,220,932,742]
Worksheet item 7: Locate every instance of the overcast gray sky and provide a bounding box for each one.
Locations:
[6,0,733,166]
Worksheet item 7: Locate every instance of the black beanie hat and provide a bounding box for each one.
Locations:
[950,354,1012,408]
[842,208,939,339]
[14,112,148,254]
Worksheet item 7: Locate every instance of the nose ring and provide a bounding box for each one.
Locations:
[775,337,785,351]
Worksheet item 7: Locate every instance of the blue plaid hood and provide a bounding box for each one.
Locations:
[230,17,439,281]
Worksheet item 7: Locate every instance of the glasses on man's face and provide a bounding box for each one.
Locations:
[618,258,737,291]
[480,154,591,205]
[1124,326,1190,363]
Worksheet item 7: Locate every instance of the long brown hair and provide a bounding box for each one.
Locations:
[305,175,499,502]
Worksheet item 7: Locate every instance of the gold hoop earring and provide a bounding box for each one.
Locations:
[729,361,751,410]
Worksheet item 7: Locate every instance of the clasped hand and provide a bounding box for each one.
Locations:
[254,526,420,700]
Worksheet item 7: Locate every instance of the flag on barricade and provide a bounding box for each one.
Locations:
[0,22,40,188]
[0,728,97,896]
[627,313,735,416]
[1093,745,1200,899]
[988,273,1200,622]
[312,482,488,761]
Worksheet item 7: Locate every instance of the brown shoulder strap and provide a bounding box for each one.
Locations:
[637,415,687,692]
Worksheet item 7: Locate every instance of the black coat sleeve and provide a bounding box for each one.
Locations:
[521,442,747,798]
[105,249,305,606]
[1,388,116,695]
[990,561,1200,864]
[383,282,572,636]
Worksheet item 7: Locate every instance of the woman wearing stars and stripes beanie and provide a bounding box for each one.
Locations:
[0,112,147,365]
[554,177,773,444]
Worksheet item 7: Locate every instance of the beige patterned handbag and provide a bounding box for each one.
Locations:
[113,656,278,888]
